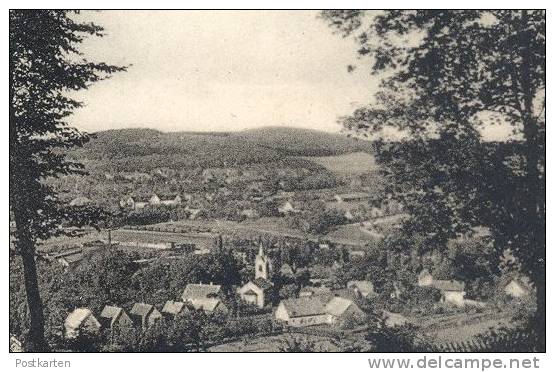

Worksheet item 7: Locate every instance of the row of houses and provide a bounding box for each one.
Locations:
[417,269,533,307]
[64,282,230,339]
[120,194,185,210]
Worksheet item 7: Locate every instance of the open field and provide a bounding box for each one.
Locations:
[299,151,377,175]
[414,310,515,344]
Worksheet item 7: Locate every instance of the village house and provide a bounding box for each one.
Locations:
[275,295,365,327]
[240,208,260,219]
[159,194,182,207]
[417,269,466,306]
[347,280,375,299]
[182,283,228,313]
[382,310,409,328]
[99,305,133,331]
[324,296,366,326]
[161,300,187,318]
[129,303,162,329]
[120,196,149,210]
[503,276,532,298]
[10,334,23,352]
[432,280,466,306]
[64,308,101,339]
[237,245,274,308]
[275,297,329,327]
[417,269,434,287]
[277,201,301,215]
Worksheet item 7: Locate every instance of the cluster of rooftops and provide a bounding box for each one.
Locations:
[64,283,228,339]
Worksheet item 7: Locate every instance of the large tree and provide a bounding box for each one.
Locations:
[322,10,545,348]
[10,10,124,351]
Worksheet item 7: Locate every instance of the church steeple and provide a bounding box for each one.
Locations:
[255,241,271,280]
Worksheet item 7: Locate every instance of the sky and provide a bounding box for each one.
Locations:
[69,11,378,134]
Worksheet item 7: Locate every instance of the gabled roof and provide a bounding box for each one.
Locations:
[324,297,354,317]
[65,308,95,329]
[299,285,331,296]
[432,280,465,292]
[100,305,123,320]
[162,300,186,315]
[130,303,154,318]
[280,297,327,317]
[252,278,273,290]
[347,280,375,296]
[188,298,224,312]
[182,283,222,300]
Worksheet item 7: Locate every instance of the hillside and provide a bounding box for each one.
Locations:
[71,127,375,172]
[298,151,378,175]
[232,127,373,156]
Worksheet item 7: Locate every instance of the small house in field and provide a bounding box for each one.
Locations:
[432,280,466,307]
[64,308,101,339]
[161,300,187,318]
[129,303,162,329]
[503,277,532,298]
[278,201,301,215]
[240,209,260,219]
[149,194,161,206]
[99,305,133,331]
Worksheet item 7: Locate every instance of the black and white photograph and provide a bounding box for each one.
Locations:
[8,5,546,360]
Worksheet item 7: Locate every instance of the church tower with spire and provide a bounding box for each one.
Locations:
[255,242,272,280]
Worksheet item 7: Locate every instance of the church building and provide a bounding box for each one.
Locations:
[237,243,274,308]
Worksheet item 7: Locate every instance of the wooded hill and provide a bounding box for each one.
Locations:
[70,127,375,172]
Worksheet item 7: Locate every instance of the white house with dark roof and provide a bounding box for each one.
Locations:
[64,308,101,339]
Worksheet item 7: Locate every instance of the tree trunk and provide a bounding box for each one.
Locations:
[517,10,546,351]
[14,217,49,352]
